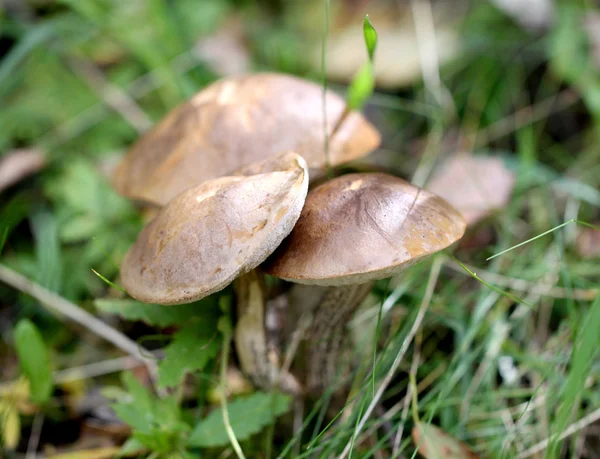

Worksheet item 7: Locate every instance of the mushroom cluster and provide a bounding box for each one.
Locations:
[113,72,466,397]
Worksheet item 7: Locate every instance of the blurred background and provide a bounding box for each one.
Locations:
[1,0,600,457]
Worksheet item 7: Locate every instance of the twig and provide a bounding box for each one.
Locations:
[68,58,153,133]
[339,257,442,459]
[26,412,44,459]
[40,47,200,150]
[357,363,446,447]
[53,352,161,384]
[0,264,160,389]
[474,90,579,148]
[517,407,600,458]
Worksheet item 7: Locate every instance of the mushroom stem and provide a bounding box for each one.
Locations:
[305,282,373,396]
[234,270,301,394]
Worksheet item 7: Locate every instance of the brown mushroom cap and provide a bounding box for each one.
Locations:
[263,173,466,286]
[113,73,381,206]
[121,152,309,305]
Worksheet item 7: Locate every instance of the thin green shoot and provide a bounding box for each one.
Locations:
[345,15,378,111]
[91,268,127,294]
[276,399,324,458]
[409,372,420,425]
[371,277,393,400]
[347,388,369,459]
[363,15,378,62]
[451,257,535,309]
[321,0,331,177]
[217,310,246,459]
[91,236,122,272]
[486,219,600,260]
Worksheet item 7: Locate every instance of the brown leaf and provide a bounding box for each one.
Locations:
[45,447,121,459]
[576,223,600,259]
[412,423,479,459]
[426,153,516,226]
[0,149,46,193]
[0,401,20,449]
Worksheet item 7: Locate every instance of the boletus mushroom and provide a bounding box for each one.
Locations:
[120,152,309,391]
[113,72,380,207]
[263,173,466,396]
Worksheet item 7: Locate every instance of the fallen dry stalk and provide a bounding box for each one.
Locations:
[0,264,159,389]
[517,407,600,458]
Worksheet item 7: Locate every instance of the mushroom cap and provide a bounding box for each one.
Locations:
[113,72,380,206]
[121,152,309,305]
[263,173,466,286]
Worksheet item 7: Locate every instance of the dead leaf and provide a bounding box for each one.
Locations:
[207,366,253,403]
[426,153,516,226]
[195,18,250,77]
[0,401,20,449]
[0,377,37,414]
[45,447,121,459]
[412,423,479,459]
[576,223,600,259]
[0,149,46,193]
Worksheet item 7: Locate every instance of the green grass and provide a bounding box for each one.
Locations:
[1,0,599,457]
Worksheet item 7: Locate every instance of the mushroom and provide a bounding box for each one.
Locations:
[120,151,308,304]
[113,72,381,207]
[120,152,308,392]
[263,173,466,396]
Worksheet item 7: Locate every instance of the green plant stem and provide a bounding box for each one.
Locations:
[321,0,331,178]
[339,257,442,459]
[219,321,246,459]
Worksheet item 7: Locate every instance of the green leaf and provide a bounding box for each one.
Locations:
[363,15,378,63]
[45,160,135,242]
[187,392,292,447]
[119,437,147,456]
[112,373,189,454]
[344,14,378,111]
[94,298,215,327]
[13,319,53,404]
[31,209,63,293]
[346,62,375,111]
[158,323,220,388]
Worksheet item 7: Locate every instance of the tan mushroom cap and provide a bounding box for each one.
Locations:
[264,173,466,286]
[121,152,309,305]
[113,72,381,206]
